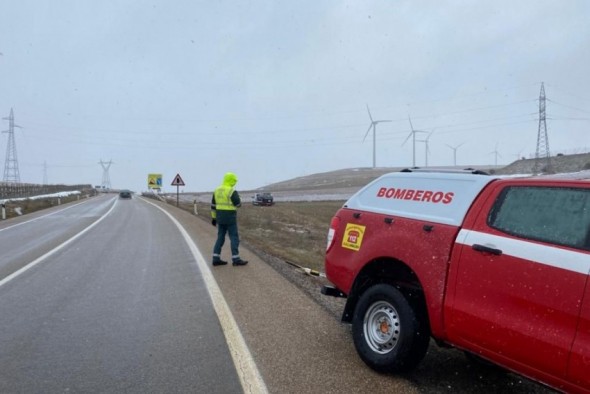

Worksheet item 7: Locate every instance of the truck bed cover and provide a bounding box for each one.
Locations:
[344,172,498,226]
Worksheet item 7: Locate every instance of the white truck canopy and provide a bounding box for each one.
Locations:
[344,171,498,226]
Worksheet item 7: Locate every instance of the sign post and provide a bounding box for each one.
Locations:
[171,173,186,207]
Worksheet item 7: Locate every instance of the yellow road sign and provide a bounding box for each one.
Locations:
[148,173,163,189]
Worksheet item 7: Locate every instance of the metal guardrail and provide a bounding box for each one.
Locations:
[0,183,93,199]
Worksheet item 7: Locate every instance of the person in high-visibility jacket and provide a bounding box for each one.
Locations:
[210,172,248,266]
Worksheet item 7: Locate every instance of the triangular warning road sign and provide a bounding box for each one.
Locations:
[171,173,185,186]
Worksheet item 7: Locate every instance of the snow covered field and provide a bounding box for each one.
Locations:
[172,170,590,205]
[0,190,81,205]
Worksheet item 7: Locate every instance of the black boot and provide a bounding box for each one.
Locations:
[232,259,248,266]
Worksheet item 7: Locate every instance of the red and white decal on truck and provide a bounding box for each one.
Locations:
[341,223,366,251]
[376,187,454,204]
[345,172,497,226]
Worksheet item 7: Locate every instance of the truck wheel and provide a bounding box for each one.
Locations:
[352,284,430,373]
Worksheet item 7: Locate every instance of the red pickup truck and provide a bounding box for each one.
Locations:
[323,169,590,393]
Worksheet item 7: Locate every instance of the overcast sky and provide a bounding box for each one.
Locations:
[1,1,589,192]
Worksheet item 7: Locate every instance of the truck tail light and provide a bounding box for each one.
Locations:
[326,216,341,252]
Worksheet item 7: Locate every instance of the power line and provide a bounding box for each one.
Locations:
[422,119,535,136]
[421,113,535,133]
[545,83,590,103]
[549,117,590,121]
[546,99,590,114]
[404,99,536,122]
[24,110,537,148]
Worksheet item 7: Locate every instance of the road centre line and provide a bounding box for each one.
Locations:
[0,197,93,233]
[0,197,118,289]
[141,198,268,394]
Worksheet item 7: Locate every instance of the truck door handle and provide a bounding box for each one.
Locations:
[472,244,502,256]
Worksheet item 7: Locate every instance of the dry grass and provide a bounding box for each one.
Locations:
[175,199,343,272]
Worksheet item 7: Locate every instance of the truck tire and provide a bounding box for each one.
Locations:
[352,284,430,373]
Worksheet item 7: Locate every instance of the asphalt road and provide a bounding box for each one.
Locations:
[0,194,555,393]
[0,195,242,393]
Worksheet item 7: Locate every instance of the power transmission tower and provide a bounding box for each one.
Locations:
[99,159,113,190]
[533,82,552,174]
[2,108,22,184]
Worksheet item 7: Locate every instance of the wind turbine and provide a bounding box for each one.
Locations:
[490,143,502,166]
[402,116,428,167]
[416,131,434,167]
[446,142,465,166]
[363,105,391,168]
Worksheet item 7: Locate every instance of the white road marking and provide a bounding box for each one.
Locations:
[0,198,118,288]
[143,198,268,394]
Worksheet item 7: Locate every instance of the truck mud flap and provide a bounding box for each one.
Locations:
[321,285,347,298]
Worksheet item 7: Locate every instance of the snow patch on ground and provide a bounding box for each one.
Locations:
[0,190,81,205]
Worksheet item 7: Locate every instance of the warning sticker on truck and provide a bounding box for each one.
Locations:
[342,223,366,251]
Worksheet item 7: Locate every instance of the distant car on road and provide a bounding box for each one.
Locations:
[252,192,274,206]
[119,190,132,199]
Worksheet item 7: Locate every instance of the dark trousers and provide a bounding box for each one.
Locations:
[213,222,240,262]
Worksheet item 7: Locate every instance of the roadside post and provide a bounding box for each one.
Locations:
[1,203,5,220]
[171,173,185,207]
[193,199,198,215]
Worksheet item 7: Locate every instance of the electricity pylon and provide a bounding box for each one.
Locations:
[2,108,22,184]
[533,82,552,174]
[99,159,113,190]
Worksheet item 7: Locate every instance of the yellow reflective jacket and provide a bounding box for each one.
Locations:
[211,172,241,224]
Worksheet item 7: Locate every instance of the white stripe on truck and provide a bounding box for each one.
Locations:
[456,229,590,275]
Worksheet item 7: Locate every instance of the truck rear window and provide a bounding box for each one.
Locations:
[488,186,590,250]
